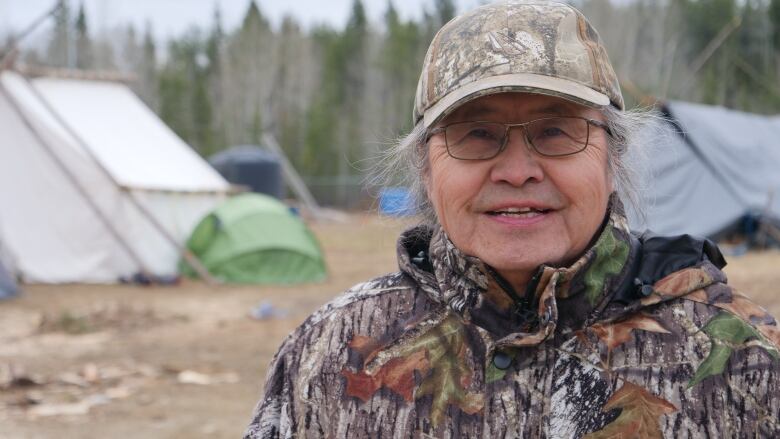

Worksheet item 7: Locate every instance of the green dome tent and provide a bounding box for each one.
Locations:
[180,194,326,284]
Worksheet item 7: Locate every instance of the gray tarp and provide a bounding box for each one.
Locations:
[628,101,780,240]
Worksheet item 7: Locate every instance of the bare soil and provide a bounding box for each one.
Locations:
[1,215,778,439]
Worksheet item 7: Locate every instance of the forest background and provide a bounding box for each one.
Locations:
[5,0,780,207]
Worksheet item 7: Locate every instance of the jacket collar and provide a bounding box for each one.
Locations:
[398,196,640,342]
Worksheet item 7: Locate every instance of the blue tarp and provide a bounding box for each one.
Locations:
[379,187,417,217]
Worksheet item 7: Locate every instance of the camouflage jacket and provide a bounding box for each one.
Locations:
[245,210,780,438]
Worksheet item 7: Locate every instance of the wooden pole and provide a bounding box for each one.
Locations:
[756,190,776,248]
[0,3,61,67]
[15,66,137,83]
[261,132,324,219]
[678,15,742,96]
[120,186,220,285]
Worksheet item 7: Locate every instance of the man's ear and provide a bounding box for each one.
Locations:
[421,156,434,205]
[604,154,615,194]
[422,168,430,197]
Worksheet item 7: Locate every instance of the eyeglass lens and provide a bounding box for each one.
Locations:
[445,118,590,159]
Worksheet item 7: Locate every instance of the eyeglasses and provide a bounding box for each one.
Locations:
[428,117,612,160]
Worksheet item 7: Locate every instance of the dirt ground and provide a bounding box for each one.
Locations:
[1,214,779,439]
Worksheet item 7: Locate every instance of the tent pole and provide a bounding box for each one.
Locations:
[660,105,746,206]
[119,187,220,285]
[0,78,153,278]
[0,4,61,68]
[756,190,776,248]
[261,133,323,220]
[19,75,220,286]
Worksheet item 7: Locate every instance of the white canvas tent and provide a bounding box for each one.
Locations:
[629,101,780,243]
[0,70,230,283]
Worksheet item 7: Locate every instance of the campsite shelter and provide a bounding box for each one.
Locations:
[181,193,326,284]
[0,70,230,283]
[628,101,780,242]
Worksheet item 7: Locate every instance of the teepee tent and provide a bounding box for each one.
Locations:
[182,193,326,284]
[0,70,230,283]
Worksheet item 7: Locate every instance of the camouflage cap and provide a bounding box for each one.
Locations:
[414,0,624,128]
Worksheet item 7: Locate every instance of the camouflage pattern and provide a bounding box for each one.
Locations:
[414,0,624,128]
[245,204,780,438]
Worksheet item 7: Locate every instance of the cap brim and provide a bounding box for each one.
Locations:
[422,73,611,128]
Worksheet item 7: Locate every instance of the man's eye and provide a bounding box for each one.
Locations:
[467,128,497,139]
[540,127,565,137]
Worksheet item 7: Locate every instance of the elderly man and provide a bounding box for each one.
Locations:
[246,1,780,437]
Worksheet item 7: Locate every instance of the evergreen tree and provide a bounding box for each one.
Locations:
[158,32,218,155]
[122,25,140,72]
[92,39,117,70]
[679,0,738,54]
[74,2,93,69]
[206,5,224,75]
[381,1,421,133]
[192,70,217,154]
[46,0,70,67]
[206,5,226,151]
[734,0,775,111]
[303,0,369,182]
[342,0,368,155]
[138,23,158,109]
[223,1,274,146]
[677,0,738,105]
[771,0,780,51]
[158,65,190,142]
[303,27,341,177]
[434,0,457,27]
[272,16,308,167]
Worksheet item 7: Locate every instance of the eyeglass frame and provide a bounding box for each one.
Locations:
[426,116,613,160]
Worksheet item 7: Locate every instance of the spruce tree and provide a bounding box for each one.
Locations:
[74,2,93,69]
[47,0,70,67]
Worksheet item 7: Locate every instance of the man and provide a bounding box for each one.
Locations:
[246,1,780,437]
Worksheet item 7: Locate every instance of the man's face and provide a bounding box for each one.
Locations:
[425,92,613,289]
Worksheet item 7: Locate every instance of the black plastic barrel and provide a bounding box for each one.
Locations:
[209,146,284,199]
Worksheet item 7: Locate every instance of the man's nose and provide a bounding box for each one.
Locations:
[489,127,545,186]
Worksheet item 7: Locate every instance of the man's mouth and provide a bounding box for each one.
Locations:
[487,207,552,218]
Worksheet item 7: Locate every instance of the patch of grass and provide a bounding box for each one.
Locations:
[37,305,187,335]
[44,312,95,335]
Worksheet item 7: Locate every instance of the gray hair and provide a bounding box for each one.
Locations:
[372,106,662,226]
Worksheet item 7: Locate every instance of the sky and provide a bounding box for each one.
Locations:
[0,0,483,43]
